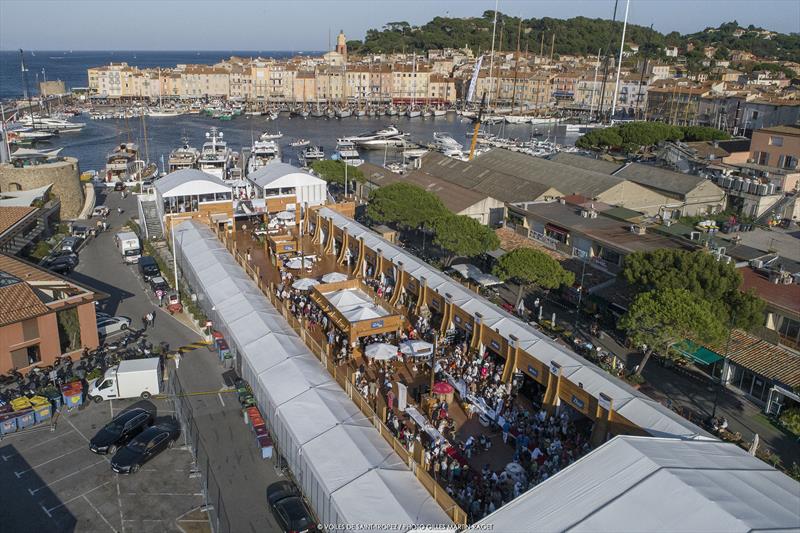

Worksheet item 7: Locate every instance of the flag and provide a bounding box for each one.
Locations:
[467,55,484,103]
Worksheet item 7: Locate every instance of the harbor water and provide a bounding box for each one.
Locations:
[36,113,575,173]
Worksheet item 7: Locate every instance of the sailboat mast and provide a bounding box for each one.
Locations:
[486,0,499,110]
[511,19,522,111]
[611,0,631,118]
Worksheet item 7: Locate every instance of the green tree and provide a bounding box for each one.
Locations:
[619,288,727,376]
[493,248,575,305]
[310,160,364,188]
[366,183,448,230]
[56,308,82,353]
[621,249,765,331]
[433,215,500,267]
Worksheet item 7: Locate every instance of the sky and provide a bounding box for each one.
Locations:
[1,0,798,51]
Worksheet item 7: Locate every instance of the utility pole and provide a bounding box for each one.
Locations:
[589,48,601,120]
[549,33,555,62]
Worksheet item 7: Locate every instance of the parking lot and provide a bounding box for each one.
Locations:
[0,395,209,533]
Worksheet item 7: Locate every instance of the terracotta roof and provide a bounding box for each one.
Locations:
[0,207,35,236]
[0,254,61,283]
[0,282,49,326]
[712,330,800,389]
[739,267,800,316]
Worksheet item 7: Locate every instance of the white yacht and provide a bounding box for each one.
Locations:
[341,125,408,149]
[198,128,234,180]
[17,115,85,132]
[332,140,364,167]
[299,145,325,166]
[247,140,281,174]
[148,108,182,117]
[432,132,463,153]
[168,140,200,172]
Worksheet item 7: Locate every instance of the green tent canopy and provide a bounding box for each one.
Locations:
[672,339,723,366]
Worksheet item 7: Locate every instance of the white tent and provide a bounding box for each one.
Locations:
[365,343,398,360]
[474,435,800,533]
[276,210,295,220]
[175,220,452,532]
[155,168,231,198]
[248,162,327,206]
[286,257,314,270]
[321,271,349,283]
[399,339,434,358]
[292,277,320,291]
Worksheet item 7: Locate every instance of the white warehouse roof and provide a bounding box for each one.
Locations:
[155,168,231,198]
[474,435,800,533]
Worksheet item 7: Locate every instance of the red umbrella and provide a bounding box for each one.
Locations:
[432,382,454,395]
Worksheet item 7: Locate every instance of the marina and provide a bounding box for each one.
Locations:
[7,110,578,174]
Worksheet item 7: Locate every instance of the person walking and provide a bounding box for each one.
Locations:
[142,314,149,331]
[150,310,157,326]
[117,207,123,216]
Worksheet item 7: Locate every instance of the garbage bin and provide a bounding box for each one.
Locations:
[15,409,36,429]
[30,396,52,423]
[0,413,17,435]
[61,382,84,409]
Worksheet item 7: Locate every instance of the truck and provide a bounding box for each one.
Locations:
[115,231,141,263]
[88,358,161,402]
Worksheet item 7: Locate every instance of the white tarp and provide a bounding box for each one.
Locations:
[474,435,800,533]
[175,220,452,532]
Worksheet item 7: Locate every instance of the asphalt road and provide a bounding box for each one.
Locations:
[71,187,283,533]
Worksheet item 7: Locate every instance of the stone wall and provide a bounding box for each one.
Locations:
[0,157,84,218]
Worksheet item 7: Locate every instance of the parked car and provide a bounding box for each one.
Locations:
[59,236,83,253]
[149,276,170,294]
[114,182,126,191]
[89,408,154,455]
[40,255,78,274]
[138,256,160,281]
[92,206,110,218]
[97,316,131,336]
[266,481,314,533]
[110,424,179,474]
[71,226,89,239]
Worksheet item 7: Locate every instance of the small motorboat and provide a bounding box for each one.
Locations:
[290,138,310,147]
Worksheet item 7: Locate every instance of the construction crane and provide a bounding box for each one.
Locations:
[468,92,487,161]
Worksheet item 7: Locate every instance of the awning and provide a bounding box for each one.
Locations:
[673,340,722,366]
[545,223,568,236]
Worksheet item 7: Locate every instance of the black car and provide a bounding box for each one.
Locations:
[267,481,314,533]
[138,256,160,281]
[89,408,153,455]
[41,255,78,274]
[114,182,126,191]
[110,424,179,474]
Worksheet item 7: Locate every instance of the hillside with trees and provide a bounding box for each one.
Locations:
[347,13,799,62]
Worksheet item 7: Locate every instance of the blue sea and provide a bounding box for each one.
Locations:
[0,50,316,100]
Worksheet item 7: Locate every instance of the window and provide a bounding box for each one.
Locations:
[22,318,39,340]
[27,344,41,365]
[769,136,783,146]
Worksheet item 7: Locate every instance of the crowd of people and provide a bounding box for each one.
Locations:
[273,260,594,522]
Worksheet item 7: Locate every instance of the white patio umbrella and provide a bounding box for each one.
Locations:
[286,257,314,270]
[364,342,398,361]
[321,271,348,283]
[276,210,295,221]
[292,277,320,291]
[399,339,434,358]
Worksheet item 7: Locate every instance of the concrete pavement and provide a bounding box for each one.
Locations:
[70,187,284,532]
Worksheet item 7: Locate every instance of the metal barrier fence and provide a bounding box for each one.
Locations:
[169,369,232,533]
